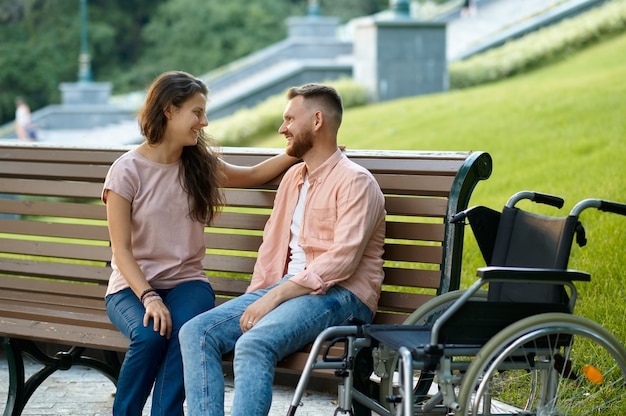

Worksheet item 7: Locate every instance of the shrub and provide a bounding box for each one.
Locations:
[449,0,626,89]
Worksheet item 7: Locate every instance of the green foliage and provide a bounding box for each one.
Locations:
[317,0,389,21]
[210,77,370,147]
[0,0,78,124]
[0,0,165,124]
[137,0,290,82]
[449,0,626,89]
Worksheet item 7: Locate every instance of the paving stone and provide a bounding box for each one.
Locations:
[0,352,338,415]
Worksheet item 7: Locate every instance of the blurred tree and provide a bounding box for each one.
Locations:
[321,0,388,21]
[89,0,168,90]
[135,0,299,81]
[0,0,78,126]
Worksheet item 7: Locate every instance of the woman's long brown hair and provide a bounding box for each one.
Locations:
[138,71,225,225]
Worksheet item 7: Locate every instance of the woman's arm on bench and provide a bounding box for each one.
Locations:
[220,152,299,188]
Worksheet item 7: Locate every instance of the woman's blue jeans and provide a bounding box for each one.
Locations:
[179,276,373,416]
[106,280,215,416]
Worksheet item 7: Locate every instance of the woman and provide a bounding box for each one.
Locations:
[102,71,297,416]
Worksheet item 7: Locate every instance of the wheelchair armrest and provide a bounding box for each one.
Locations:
[476,266,590,282]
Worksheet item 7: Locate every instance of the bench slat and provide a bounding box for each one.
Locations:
[0,274,107,296]
[0,161,110,181]
[0,178,103,199]
[205,232,264,252]
[0,199,106,220]
[222,188,277,208]
[347,157,469,175]
[202,254,257,274]
[382,268,441,289]
[0,218,109,241]
[0,291,107,313]
[384,243,443,264]
[0,317,129,351]
[377,291,435,314]
[385,221,444,242]
[0,239,111,263]
[210,211,271,231]
[374,174,455,196]
[384,195,448,217]
[0,146,123,164]
[0,260,110,285]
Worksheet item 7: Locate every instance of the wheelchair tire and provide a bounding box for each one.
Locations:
[379,290,489,412]
[458,312,626,416]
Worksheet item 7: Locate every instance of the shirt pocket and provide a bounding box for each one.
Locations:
[307,207,336,241]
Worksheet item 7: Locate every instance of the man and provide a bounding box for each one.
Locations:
[179,83,386,416]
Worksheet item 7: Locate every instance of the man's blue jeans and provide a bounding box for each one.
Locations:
[179,276,373,416]
[106,280,215,416]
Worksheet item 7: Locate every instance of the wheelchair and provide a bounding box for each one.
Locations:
[287,191,626,415]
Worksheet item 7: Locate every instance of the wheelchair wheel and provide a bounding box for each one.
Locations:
[378,290,489,412]
[403,290,489,326]
[458,313,626,416]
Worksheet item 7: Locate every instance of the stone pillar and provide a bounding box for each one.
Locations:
[352,15,447,102]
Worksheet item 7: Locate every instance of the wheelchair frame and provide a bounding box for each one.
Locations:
[287,192,626,416]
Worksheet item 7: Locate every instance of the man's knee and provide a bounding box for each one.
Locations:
[234,330,277,363]
[179,315,202,347]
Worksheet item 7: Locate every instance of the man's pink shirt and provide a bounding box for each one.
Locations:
[248,150,386,313]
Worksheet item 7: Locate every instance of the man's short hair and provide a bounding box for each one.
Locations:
[286,83,343,129]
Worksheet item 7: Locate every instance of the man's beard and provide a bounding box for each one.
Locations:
[286,129,314,159]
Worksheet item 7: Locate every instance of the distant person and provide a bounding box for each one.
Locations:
[15,97,37,141]
[461,0,477,17]
[179,83,386,416]
[102,70,298,416]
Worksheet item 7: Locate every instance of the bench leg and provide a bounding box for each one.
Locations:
[1,338,122,416]
[2,337,57,416]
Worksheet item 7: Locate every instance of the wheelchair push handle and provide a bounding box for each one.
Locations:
[506,191,564,209]
[571,198,626,217]
[601,200,626,215]
[449,190,564,224]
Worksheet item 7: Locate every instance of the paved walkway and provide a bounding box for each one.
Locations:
[0,352,338,416]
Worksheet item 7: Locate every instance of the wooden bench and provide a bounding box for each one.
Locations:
[0,142,492,415]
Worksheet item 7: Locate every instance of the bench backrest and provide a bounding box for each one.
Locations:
[0,144,492,335]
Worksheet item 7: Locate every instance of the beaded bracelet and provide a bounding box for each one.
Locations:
[140,287,157,303]
[143,294,162,308]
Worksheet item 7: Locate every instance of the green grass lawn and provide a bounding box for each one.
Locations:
[256,33,626,344]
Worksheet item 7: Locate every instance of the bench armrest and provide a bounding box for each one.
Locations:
[476,266,590,282]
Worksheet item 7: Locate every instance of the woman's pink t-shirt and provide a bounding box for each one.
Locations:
[102,149,207,296]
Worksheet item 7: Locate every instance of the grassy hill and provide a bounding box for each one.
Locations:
[257,32,626,342]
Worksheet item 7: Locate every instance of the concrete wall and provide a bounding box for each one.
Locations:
[353,16,447,102]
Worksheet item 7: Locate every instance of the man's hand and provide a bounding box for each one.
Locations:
[239,280,311,332]
[240,295,278,332]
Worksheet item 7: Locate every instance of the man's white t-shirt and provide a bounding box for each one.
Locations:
[287,174,309,275]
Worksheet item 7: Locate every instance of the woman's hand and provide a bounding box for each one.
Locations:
[143,299,173,339]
